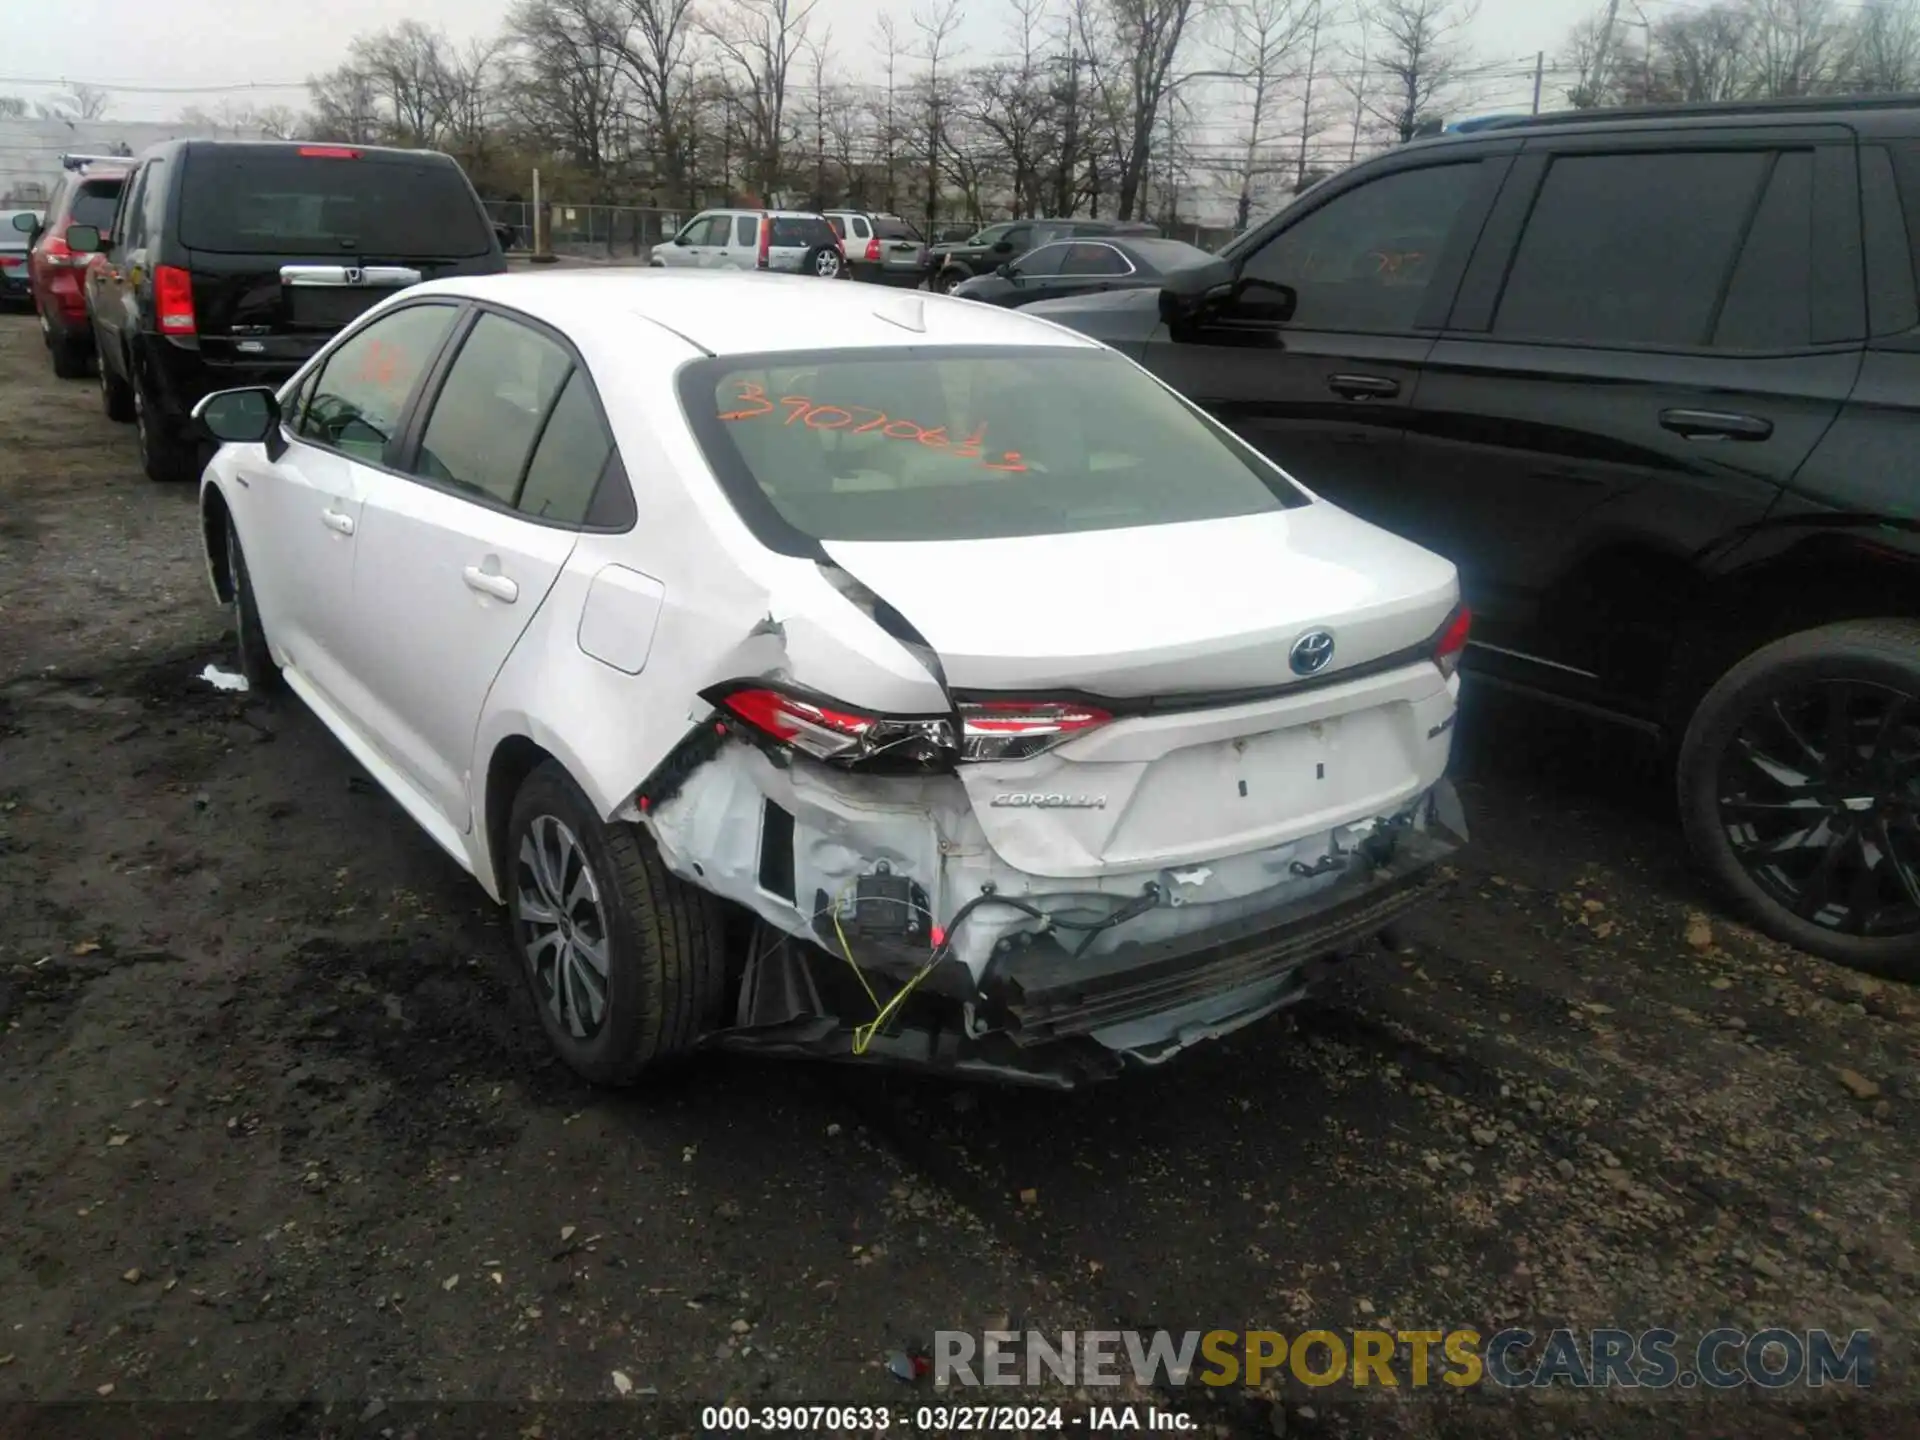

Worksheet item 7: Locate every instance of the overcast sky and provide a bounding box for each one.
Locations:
[5,0,1598,124]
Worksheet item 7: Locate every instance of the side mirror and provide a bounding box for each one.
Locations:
[194,387,281,445]
[11,212,37,235]
[1159,258,1297,334]
[995,261,1013,279]
[65,223,103,254]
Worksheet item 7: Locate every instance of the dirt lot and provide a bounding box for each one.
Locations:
[1,310,1916,1439]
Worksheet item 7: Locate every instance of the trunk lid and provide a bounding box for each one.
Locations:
[822,504,1457,698]
[826,506,1461,877]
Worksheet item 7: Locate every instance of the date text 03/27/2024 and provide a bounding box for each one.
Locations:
[699,1405,1189,1431]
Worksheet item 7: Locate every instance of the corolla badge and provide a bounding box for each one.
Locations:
[991,793,1108,809]
[1290,629,1336,676]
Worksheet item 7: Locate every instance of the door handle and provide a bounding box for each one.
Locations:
[463,565,519,604]
[321,508,354,536]
[1659,408,1773,441]
[1328,373,1400,401]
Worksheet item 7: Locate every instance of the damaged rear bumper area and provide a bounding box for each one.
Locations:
[637,738,1466,1088]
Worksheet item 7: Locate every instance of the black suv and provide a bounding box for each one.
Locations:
[1029,95,1920,977]
[929,217,1159,293]
[73,140,510,483]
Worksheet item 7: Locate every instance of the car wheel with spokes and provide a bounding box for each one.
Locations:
[807,245,843,279]
[1679,619,1920,978]
[506,761,729,1084]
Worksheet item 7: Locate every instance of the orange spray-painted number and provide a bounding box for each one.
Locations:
[719,383,1028,473]
[355,338,404,388]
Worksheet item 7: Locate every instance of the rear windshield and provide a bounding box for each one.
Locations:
[770,216,834,248]
[72,181,124,231]
[680,347,1305,548]
[178,149,491,257]
[873,216,922,241]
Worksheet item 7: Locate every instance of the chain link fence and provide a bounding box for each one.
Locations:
[484,199,1239,262]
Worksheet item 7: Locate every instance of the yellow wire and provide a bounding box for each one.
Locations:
[827,875,941,1057]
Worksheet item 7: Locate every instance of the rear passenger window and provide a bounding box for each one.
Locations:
[298,303,458,461]
[518,369,616,526]
[413,313,571,506]
[1714,151,1813,350]
[735,215,757,247]
[1494,150,1769,348]
[1862,145,1919,337]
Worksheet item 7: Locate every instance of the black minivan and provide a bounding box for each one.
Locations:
[1026,94,1920,979]
[73,140,511,483]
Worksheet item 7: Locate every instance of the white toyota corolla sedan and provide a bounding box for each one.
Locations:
[192,269,1470,1088]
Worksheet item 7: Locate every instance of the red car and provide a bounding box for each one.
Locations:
[24,155,130,378]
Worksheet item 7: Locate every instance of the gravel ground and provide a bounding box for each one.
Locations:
[1,310,1916,1440]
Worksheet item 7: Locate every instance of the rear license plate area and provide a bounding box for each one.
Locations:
[285,285,392,328]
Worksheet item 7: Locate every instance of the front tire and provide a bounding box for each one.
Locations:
[225,521,282,695]
[507,762,729,1085]
[1678,619,1920,978]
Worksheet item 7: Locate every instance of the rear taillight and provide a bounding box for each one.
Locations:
[1433,605,1471,680]
[957,700,1111,762]
[756,216,771,270]
[41,233,84,267]
[865,236,881,263]
[154,264,196,335]
[711,685,954,772]
[705,686,1112,771]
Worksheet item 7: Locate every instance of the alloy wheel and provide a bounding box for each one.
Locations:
[514,815,613,1039]
[1716,679,1920,937]
[815,249,840,277]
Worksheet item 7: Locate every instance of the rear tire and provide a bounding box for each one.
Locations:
[806,244,843,279]
[99,344,135,423]
[133,362,196,483]
[507,762,730,1085]
[1678,619,1920,980]
[49,331,89,380]
[933,267,967,294]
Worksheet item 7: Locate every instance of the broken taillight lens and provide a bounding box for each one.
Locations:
[958,700,1112,762]
[706,687,1113,771]
[1433,605,1472,680]
[711,685,957,772]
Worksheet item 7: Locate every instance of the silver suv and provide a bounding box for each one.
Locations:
[650,209,846,278]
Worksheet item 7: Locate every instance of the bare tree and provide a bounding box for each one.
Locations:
[801,29,835,205]
[705,0,818,202]
[507,0,634,198]
[1845,0,1920,90]
[870,15,911,212]
[1224,0,1321,230]
[912,0,967,229]
[34,84,113,122]
[307,64,385,143]
[351,22,458,145]
[1096,0,1203,220]
[1354,0,1481,142]
[615,0,702,204]
[965,0,1058,218]
[1746,0,1845,95]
